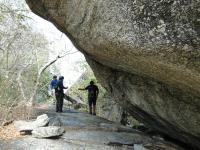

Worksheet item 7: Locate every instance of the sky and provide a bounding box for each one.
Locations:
[28,11,86,87]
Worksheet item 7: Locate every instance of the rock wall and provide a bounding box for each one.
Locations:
[98,95,124,123]
[25,0,200,148]
[88,58,200,148]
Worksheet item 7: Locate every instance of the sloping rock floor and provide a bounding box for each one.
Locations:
[0,107,185,150]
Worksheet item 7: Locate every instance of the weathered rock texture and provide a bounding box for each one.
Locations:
[25,0,200,149]
[32,126,65,138]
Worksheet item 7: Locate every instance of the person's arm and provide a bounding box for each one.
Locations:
[78,88,85,90]
[63,86,68,89]
[78,86,88,90]
[60,82,68,89]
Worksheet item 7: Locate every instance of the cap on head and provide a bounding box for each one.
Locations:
[59,76,64,80]
[53,75,57,79]
[90,81,94,85]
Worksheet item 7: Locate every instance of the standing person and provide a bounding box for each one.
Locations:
[55,76,68,112]
[50,75,58,90]
[49,75,58,104]
[78,81,99,115]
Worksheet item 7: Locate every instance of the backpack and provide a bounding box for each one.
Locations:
[55,81,61,93]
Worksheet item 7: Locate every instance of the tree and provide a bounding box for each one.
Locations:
[0,0,51,123]
[0,0,79,124]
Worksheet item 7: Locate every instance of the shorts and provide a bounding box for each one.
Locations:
[88,97,97,107]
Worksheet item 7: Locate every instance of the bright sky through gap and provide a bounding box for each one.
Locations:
[28,12,85,87]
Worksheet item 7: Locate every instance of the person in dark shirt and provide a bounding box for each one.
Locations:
[78,81,99,115]
[55,76,68,112]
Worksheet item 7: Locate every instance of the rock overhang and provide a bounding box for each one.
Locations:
[25,0,200,149]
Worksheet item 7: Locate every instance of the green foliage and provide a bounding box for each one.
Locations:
[74,60,88,72]
[36,71,51,103]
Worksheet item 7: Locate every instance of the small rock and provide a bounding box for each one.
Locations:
[32,126,65,138]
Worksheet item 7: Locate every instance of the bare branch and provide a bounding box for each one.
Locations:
[28,50,75,105]
[39,50,78,75]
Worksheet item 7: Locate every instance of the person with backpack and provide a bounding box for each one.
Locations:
[55,76,68,112]
[78,81,99,115]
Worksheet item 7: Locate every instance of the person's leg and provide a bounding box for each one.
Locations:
[52,89,56,105]
[92,98,97,115]
[88,98,92,114]
[93,105,96,115]
[58,93,62,112]
[55,94,59,112]
[60,93,64,112]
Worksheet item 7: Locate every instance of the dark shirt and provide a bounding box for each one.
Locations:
[85,85,99,98]
[55,80,65,93]
[50,79,58,89]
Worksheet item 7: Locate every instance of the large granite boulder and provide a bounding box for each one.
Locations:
[25,0,200,149]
